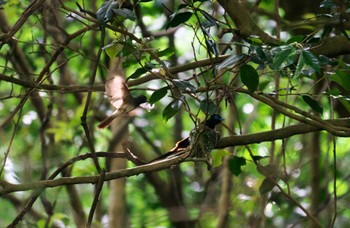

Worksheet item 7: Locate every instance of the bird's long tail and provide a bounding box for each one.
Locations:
[98,113,118,128]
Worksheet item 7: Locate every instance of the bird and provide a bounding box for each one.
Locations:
[98,75,148,129]
[149,114,224,162]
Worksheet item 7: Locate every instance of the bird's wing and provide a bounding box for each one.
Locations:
[105,75,130,109]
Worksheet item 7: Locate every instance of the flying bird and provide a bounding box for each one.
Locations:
[98,75,148,129]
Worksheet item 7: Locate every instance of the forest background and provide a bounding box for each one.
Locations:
[1,0,350,227]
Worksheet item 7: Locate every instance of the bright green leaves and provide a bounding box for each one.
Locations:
[212,150,230,168]
[102,41,119,59]
[240,64,259,93]
[302,95,323,114]
[166,11,193,29]
[228,156,246,176]
[96,0,135,25]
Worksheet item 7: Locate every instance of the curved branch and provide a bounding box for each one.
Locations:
[2,118,350,196]
[0,154,186,196]
[217,119,350,148]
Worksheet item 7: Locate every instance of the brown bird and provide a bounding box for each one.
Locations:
[98,75,147,129]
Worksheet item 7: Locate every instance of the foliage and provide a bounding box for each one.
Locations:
[1,0,350,227]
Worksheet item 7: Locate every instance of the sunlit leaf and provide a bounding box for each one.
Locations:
[166,11,193,29]
[212,150,230,168]
[102,41,119,59]
[239,64,259,93]
[149,87,168,104]
[302,95,323,114]
[228,156,246,176]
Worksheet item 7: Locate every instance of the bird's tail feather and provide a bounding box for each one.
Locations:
[97,113,118,128]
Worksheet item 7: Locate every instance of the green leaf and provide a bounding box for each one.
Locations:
[322,25,333,38]
[149,87,168,104]
[239,64,259,93]
[112,8,136,21]
[212,150,230,168]
[205,39,219,56]
[293,53,305,78]
[259,178,276,195]
[200,10,218,28]
[129,63,155,79]
[329,70,350,91]
[252,155,270,162]
[177,3,188,11]
[199,99,217,115]
[158,47,175,57]
[119,41,138,56]
[129,68,148,79]
[302,95,323,114]
[286,35,305,43]
[272,45,297,70]
[216,54,246,71]
[320,0,337,8]
[173,79,196,92]
[341,29,350,41]
[228,156,246,176]
[96,0,119,24]
[166,11,193,29]
[163,98,183,122]
[301,50,320,73]
[102,41,119,59]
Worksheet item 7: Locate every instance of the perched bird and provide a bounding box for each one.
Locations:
[149,114,224,162]
[98,75,148,129]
